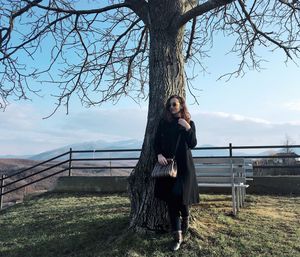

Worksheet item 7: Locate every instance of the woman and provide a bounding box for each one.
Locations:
[153,95,200,251]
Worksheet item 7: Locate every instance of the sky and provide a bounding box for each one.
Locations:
[1,2,300,156]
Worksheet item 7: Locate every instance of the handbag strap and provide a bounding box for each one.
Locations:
[171,132,182,160]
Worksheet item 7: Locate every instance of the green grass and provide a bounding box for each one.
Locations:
[0,192,299,257]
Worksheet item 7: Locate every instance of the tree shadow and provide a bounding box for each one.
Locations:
[1,212,130,257]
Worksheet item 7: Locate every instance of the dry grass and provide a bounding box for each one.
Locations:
[0,192,299,257]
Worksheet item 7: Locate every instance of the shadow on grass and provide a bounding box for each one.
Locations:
[1,215,130,257]
[0,192,206,257]
[0,192,132,257]
[1,192,299,257]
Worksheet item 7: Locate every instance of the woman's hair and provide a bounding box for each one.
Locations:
[163,95,191,123]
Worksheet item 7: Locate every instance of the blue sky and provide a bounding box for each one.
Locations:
[1,3,300,156]
[1,47,299,156]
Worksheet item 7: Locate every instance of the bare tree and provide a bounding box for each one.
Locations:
[280,134,296,165]
[281,134,295,153]
[1,0,300,231]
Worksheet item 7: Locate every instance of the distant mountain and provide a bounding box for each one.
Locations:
[2,140,300,161]
[192,144,228,157]
[0,154,33,159]
[192,145,300,157]
[28,139,143,161]
[260,148,300,156]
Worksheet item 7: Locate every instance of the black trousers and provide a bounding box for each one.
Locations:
[166,194,189,232]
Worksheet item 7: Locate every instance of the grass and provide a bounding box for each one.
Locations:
[0,192,299,257]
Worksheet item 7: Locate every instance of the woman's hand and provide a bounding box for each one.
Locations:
[178,118,191,131]
[158,154,169,166]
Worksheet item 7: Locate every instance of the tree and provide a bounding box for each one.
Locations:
[1,0,300,231]
[280,134,296,165]
[281,134,295,154]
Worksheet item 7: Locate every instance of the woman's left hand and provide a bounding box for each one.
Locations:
[178,118,191,131]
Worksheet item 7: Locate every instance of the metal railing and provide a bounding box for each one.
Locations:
[1,143,300,209]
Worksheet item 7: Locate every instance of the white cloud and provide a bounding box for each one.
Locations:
[283,101,300,111]
[0,103,40,130]
[198,111,271,125]
[1,103,300,155]
[0,104,147,155]
[189,110,300,146]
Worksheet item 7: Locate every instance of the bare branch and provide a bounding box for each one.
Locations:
[0,0,42,48]
[125,0,149,25]
[181,0,300,83]
[97,18,142,89]
[278,0,300,10]
[24,0,130,15]
[237,0,298,59]
[1,13,73,61]
[178,0,235,28]
[185,17,196,61]
[125,27,147,85]
[1,0,300,114]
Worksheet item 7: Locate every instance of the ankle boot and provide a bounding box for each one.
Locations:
[181,216,189,235]
[170,230,183,251]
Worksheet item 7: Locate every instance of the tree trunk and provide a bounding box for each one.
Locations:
[128,2,186,231]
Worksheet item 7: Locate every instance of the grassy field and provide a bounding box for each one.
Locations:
[0,192,299,257]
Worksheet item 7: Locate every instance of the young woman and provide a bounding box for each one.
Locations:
[153,95,200,251]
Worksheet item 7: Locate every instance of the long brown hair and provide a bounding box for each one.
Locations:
[163,95,191,123]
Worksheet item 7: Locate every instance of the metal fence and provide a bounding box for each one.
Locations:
[1,143,300,209]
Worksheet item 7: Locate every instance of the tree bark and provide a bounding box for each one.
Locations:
[128,2,187,231]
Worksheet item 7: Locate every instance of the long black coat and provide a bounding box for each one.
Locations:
[153,116,200,205]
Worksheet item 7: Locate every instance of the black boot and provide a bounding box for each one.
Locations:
[169,230,183,251]
[181,216,189,235]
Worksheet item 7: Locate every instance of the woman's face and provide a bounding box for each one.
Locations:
[168,97,181,115]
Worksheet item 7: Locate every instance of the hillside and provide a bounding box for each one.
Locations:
[4,137,299,161]
[0,158,67,206]
[28,139,142,161]
[0,192,299,257]
[0,159,134,208]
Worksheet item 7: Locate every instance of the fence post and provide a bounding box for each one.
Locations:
[229,143,237,215]
[0,174,5,210]
[68,148,72,176]
[229,143,233,157]
[108,151,111,176]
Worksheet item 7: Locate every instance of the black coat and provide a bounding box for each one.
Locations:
[153,116,200,205]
